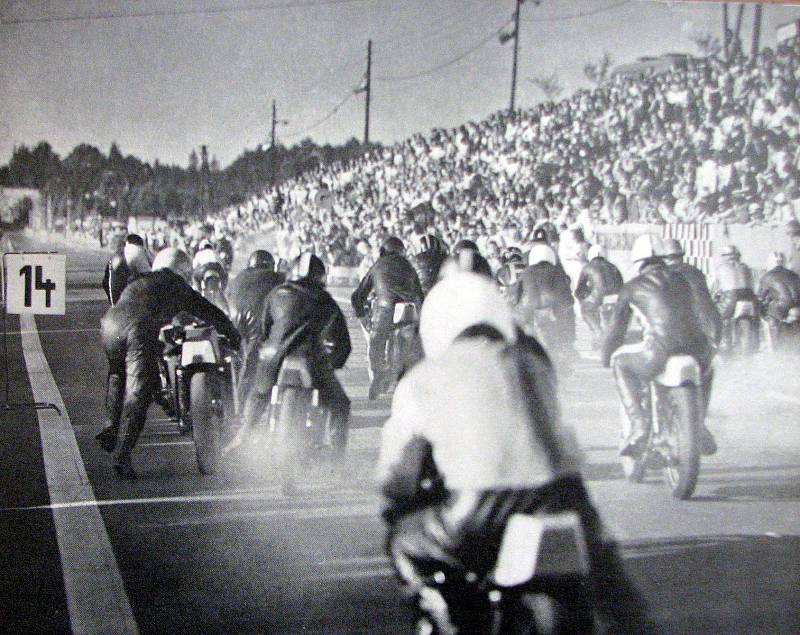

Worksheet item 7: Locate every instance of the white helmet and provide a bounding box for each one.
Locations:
[152,247,192,284]
[123,243,151,275]
[420,272,516,360]
[768,251,786,269]
[527,243,557,267]
[630,234,664,264]
[587,244,607,261]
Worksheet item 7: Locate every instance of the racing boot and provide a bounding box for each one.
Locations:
[614,367,650,459]
[620,414,650,459]
[95,426,118,453]
[698,425,717,456]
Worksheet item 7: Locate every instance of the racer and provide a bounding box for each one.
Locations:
[662,238,722,347]
[410,231,449,296]
[96,247,240,479]
[758,251,800,349]
[102,233,151,305]
[508,243,576,358]
[379,271,649,634]
[602,235,716,459]
[192,238,229,291]
[574,245,623,343]
[227,249,286,401]
[351,237,424,400]
[228,253,351,456]
[711,244,759,351]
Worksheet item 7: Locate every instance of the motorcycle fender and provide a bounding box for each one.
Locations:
[491,511,589,588]
[655,355,701,387]
[733,301,756,319]
[181,340,218,366]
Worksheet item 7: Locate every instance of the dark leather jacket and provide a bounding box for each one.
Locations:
[227,268,285,343]
[668,261,723,345]
[351,253,424,319]
[758,266,800,318]
[101,269,240,348]
[102,254,131,305]
[411,250,448,296]
[602,261,708,366]
[575,257,623,304]
[509,262,573,314]
[262,279,351,370]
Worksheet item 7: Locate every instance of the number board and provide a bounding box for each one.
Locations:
[4,253,66,316]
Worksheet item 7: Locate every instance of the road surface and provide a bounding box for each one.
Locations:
[1,231,798,634]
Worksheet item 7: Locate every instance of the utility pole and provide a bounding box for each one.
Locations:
[269,100,288,149]
[509,0,523,112]
[751,3,762,61]
[364,39,372,145]
[722,3,730,62]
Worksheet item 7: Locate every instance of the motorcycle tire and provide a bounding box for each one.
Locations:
[273,387,306,496]
[663,385,700,500]
[619,404,646,483]
[191,372,222,475]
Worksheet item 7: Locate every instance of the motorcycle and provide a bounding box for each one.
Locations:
[598,293,618,334]
[158,321,237,474]
[413,510,594,634]
[266,351,340,496]
[383,302,421,393]
[763,306,800,352]
[725,298,759,355]
[619,354,707,499]
[200,267,230,315]
[525,308,573,376]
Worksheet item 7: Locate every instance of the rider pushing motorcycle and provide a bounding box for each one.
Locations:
[575,245,623,345]
[228,253,351,456]
[758,251,800,350]
[711,244,759,352]
[602,235,717,459]
[351,237,424,400]
[379,271,649,634]
[96,247,241,479]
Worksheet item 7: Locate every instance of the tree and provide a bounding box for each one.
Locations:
[583,51,614,86]
[690,31,721,58]
[529,72,563,102]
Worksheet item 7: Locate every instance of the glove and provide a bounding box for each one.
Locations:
[226,328,242,351]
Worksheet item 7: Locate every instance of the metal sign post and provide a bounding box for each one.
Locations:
[1,251,65,415]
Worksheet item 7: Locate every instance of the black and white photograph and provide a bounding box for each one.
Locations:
[1,0,799,632]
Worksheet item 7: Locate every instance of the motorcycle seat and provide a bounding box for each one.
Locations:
[656,355,701,387]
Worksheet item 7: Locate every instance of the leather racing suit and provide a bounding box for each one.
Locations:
[758,266,800,346]
[574,256,623,338]
[667,260,722,346]
[602,260,714,457]
[241,278,352,453]
[227,267,286,402]
[100,270,240,470]
[712,260,759,350]
[351,253,424,395]
[411,248,448,296]
[508,261,575,353]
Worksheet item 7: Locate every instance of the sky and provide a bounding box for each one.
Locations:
[2,0,800,168]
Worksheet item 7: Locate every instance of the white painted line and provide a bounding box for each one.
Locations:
[18,313,139,635]
[138,440,194,447]
[6,486,379,512]
[313,566,394,582]
[5,327,100,335]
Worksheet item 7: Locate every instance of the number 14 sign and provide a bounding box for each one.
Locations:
[4,253,66,316]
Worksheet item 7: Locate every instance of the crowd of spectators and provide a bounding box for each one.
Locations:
[74,36,800,269]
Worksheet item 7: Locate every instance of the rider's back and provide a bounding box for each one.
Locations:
[576,258,623,303]
[411,249,447,295]
[759,266,800,307]
[228,269,285,325]
[514,262,573,312]
[668,261,722,344]
[714,261,753,292]
[356,253,423,307]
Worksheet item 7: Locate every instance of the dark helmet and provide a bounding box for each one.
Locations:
[289,252,326,285]
[453,239,480,256]
[247,249,275,270]
[125,233,145,247]
[380,236,405,257]
[501,246,523,265]
[533,221,559,245]
[415,233,447,255]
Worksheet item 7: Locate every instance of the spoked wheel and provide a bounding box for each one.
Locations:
[191,372,222,475]
[662,385,700,500]
[619,404,646,483]
[272,387,306,496]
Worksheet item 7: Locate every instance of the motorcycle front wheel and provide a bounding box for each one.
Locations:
[191,372,222,475]
[662,385,700,500]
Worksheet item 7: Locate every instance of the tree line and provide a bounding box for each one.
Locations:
[0,137,378,227]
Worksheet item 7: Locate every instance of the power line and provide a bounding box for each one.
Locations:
[523,0,629,23]
[375,19,512,82]
[281,90,356,139]
[0,0,376,25]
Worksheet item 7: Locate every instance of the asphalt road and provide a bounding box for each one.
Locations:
[1,231,799,634]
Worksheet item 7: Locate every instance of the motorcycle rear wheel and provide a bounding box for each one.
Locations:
[273,387,306,496]
[735,318,755,355]
[191,372,222,475]
[663,385,700,500]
